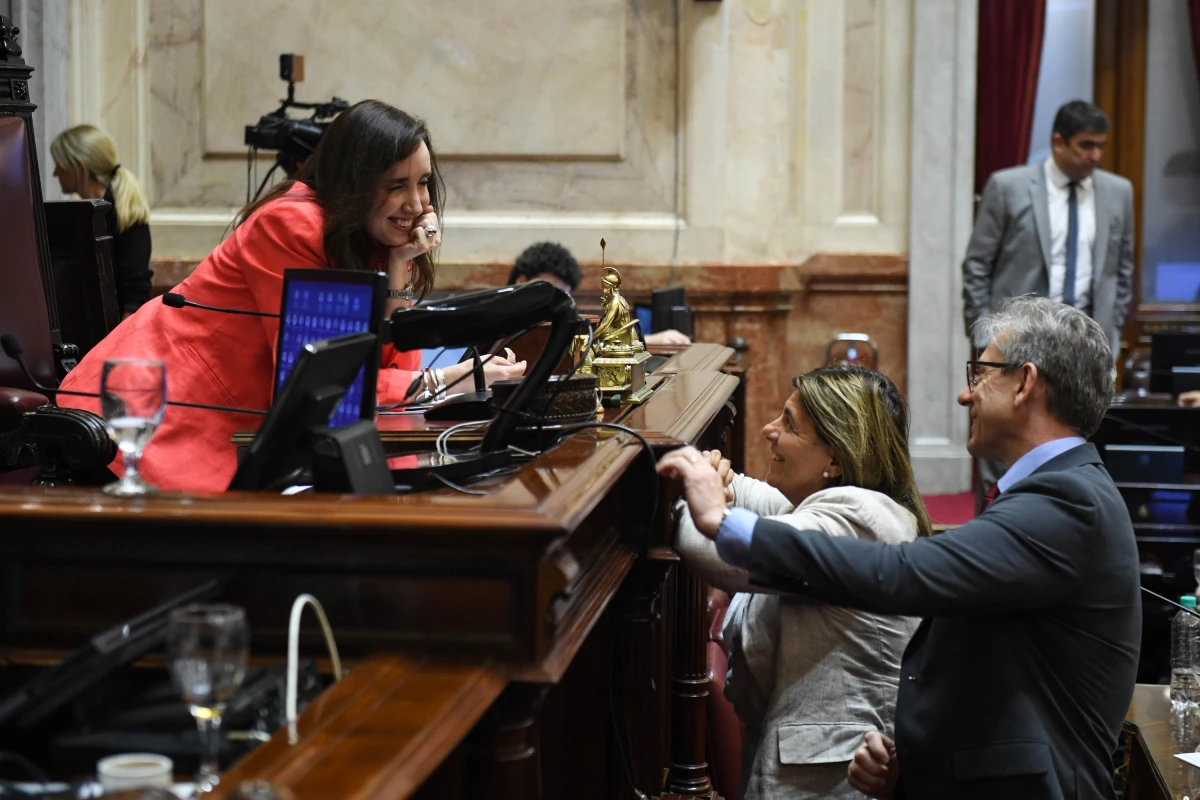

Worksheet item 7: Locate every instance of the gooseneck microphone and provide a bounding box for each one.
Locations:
[0,333,266,417]
[162,292,280,319]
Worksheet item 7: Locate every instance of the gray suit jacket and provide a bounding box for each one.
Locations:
[743,443,1141,800]
[962,163,1135,345]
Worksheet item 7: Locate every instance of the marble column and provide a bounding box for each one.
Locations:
[906,0,977,494]
[12,0,70,200]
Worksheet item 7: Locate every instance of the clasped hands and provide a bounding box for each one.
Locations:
[658,446,902,798]
[655,445,734,539]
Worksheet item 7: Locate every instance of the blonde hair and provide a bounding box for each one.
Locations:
[50,125,150,233]
[794,366,934,537]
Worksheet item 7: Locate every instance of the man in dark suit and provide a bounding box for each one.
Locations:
[658,296,1141,799]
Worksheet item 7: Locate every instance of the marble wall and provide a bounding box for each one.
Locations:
[59,0,913,265]
[42,0,982,490]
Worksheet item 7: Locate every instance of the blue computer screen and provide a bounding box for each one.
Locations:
[276,279,374,428]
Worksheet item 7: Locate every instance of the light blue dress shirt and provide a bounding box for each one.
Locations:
[995,436,1086,494]
[714,436,1087,569]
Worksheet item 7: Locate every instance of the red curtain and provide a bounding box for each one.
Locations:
[1188,1,1200,90]
[975,0,1047,196]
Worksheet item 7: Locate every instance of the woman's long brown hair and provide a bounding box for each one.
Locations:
[238,100,445,300]
[794,366,934,537]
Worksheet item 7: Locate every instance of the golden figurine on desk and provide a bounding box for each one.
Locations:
[573,239,653,403]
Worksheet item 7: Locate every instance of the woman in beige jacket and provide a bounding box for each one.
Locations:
[669,366,932,799]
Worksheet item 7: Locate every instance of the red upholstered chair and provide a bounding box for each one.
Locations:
[0,19,114,481]
[705,585,744,800]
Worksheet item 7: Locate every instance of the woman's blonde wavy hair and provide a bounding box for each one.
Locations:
[50,125,150,233]
[794,366,933,537]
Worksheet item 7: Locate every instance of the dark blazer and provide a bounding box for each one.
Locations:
[103,188,153,313]
[744,443,1140,800]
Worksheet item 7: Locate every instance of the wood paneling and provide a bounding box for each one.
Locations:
[1095,0,1148,360]
[0,359,740,798]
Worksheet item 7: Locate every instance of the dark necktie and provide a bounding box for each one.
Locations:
[1063,181,1079,308]
[982,483,1001,511]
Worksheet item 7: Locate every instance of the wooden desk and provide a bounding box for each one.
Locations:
[0,359,738,799]
[1123,683,1200,800]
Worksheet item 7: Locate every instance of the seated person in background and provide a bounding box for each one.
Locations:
[59,100,524,493]
[1180,390,1200,407]
[50,124,153,317]
[671,366,929,799]
[508,241,692,346]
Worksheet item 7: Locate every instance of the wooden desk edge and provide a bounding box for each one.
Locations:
[211,655,507,800]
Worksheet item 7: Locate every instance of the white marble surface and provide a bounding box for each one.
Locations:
[12,0,70,200]
[203,0,626,158]
[67,0,920,272]
[906,0,977,494]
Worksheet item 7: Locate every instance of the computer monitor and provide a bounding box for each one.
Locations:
[275,269,385,427]
[1150,332,1200,394]
[651,286,686,333]
[231,332,378,492]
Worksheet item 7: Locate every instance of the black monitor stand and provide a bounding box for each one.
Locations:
[228,332,392,494]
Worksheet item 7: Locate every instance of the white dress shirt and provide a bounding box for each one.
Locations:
[1044,158,1095,313]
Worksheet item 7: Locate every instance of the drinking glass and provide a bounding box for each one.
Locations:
[100,358,166,496]
[166,604,249,795]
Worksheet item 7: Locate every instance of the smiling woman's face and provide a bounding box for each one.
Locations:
[364,140,432,248]
[761,390,841,505]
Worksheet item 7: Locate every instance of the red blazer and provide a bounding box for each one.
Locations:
[59,186,419,492]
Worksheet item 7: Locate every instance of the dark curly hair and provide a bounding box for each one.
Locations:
[507,242,582,291]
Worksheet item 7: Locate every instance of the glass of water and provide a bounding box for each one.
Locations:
[167,604,249,795]
[100,358,166,496]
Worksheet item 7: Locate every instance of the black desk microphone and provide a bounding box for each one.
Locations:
[162,292,280,318]
[0,333,266,417]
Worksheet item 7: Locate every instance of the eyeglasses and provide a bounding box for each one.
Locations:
[966,360,1019,389]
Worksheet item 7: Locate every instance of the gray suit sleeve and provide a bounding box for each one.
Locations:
[745,474,1098,617]
[1114,180,1136,329]
[962,175,1007,340]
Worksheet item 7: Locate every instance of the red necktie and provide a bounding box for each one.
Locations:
[982,483,1000,510]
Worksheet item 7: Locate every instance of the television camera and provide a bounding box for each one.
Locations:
[243,54,349,199]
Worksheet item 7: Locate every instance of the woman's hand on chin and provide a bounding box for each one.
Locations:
[656,445,728,540]
[387,206,441,266]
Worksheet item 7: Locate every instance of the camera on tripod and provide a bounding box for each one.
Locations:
[244,54,349,197]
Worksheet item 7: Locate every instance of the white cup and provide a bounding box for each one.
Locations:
[97,753,173,792]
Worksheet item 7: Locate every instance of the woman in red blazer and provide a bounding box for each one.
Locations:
[59,100,525,493]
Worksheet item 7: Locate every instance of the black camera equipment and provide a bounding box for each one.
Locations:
[243,54,349,201]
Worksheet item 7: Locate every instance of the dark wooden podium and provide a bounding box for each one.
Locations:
[0,344,739,800]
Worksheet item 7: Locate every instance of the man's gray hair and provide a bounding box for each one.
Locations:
[972,295,1114,437]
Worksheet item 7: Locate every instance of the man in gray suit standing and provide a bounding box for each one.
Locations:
[963,100,1135,352]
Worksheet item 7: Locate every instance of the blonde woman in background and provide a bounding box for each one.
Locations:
[51,124,153,317]
[662,366,931,800]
